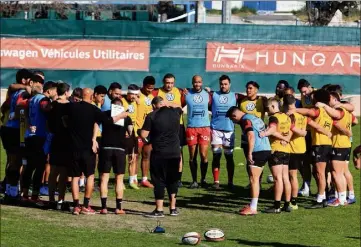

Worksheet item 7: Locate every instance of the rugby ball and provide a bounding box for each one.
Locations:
[182,232,201,245]
[204,228,225,242]
[267,175,274,184]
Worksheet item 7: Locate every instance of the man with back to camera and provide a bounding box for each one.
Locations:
[67,88,128,215]
[226,106,271,215]
[315,91,354,206]
[47,82,72,209]
[282,94,328,210]
[260,98,292,213]
[21,80,57,204]
[290,89,333,209]
[2,69,33,201]
[140,96,183,218]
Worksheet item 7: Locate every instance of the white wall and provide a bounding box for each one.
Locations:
[210,1,243,10]
[276,1,305,12]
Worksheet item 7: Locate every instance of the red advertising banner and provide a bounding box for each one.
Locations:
[206,42,360,76]
[0,38,150,71]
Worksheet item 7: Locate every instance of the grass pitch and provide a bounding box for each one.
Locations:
[1,120,360,247]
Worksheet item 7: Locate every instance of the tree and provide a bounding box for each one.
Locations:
[306,1,359,26]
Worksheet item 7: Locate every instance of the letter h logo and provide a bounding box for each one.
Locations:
[213,46,245,63]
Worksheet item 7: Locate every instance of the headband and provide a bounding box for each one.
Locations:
[128,90,140,94]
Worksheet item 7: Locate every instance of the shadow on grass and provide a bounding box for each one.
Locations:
[126,183,314,214]
[228,238,321,247]
[345,236,360,240]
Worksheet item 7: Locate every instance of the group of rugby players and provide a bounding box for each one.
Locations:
[0,69,360,216]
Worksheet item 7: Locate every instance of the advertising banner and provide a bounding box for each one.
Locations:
[206,42,360,76]
[0,38,150,71]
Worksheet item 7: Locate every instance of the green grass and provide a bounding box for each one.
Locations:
[1,120,360,247]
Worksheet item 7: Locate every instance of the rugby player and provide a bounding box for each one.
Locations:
[209,75,236,189]
[69,88,83,103]
[47,82,72,209]
[22,80,57,204]
[3,69,33,201]
[135,76,156,188]
[226,106,271,215]
[121,84,140,189]
[237,81,268,188]
[152,74,186,187]
[184,75,211,189]
[282,94,329,209]
[98,98,133,215]
[274,80,290,107]
[291,89,333,209]
[284,87,302,108]
[93,85,108,191]
[101,82,122,111]
[296,79,316,196]
[316,92,353,206]
[261,98,292,213]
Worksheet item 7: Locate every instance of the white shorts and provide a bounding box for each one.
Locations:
[211,129,235,148]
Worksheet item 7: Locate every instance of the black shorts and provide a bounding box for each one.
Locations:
[179,124,187,147]
[312,145,332,163]
[251,151,271,167]
[1,126,20,153]
[150,154,181,188]
[289,153,305,170]
[70,150,96,177]
[50,151,72,167]
[125,136,138,155]
[269,151,290,167]
[25,136,47,166]
[98,148,126,174]
[331,148,351,161]
[305,132,312,153]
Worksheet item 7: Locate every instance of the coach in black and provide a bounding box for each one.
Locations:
[67,88,128,216]
[140,96,182,218]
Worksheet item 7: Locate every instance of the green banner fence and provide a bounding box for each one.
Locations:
[1,19,360,93]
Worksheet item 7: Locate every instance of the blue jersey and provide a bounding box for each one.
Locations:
[241,114,271,152]
[211,91,236,132]
[6,89,25,128]
[185,89,210,128]
[25,94,48,138]
[101,94,111,112]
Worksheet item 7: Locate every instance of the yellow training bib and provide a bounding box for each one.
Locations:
[332,107,352,148]
[311,107,332,146]
[136,92,154,131]
[157,87,184,125]
[239,96,265,120]
[289,112,307,154]
[270,112,291,153]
